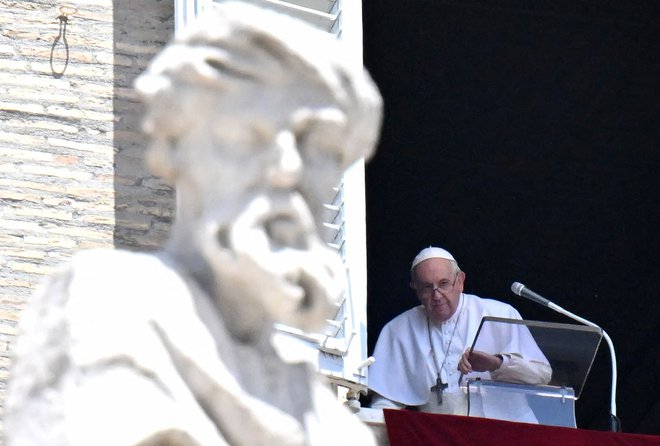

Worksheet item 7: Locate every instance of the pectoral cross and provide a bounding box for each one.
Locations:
[430,375,448,404]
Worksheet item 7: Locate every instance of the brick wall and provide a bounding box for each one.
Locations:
[0,0,175,433]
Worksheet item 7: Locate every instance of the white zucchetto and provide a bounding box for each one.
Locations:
[411,246,456,271]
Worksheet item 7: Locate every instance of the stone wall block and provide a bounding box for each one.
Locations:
[0,0,176,432]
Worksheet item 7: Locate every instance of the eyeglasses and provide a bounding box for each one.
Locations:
[416,274,458,297]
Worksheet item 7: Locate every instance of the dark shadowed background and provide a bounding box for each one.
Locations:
[362,1,659,434]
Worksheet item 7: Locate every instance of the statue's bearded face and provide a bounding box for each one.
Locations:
[146,77,356,334]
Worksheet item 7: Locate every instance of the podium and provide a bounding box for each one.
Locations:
[464,316,602,427]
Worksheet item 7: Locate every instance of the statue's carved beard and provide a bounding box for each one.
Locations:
[197,192,344,336]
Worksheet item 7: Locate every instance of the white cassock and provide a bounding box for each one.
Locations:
[368,293,552,422]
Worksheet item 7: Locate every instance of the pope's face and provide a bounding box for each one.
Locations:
[411,258,465,323]
[154,77,355,332]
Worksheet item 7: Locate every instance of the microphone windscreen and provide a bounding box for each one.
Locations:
[511,282,525,296]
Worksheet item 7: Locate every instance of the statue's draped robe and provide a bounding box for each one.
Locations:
[6,249,375,446]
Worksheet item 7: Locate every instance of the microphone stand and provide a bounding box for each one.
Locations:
[512,283,621,432]
[545,301,620,432]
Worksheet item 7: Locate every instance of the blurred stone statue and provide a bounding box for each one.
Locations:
[4,2,382,445]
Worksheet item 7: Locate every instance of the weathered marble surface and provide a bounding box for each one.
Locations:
[4,2,382,445]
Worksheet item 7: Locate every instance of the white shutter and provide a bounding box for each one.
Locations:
[173,0,371,396]
[174,0,210,33]
[237,0,341,34]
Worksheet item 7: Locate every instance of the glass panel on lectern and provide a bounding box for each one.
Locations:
[463,317,602,427]
[469,317,602,398]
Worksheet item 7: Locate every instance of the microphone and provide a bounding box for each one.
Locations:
[511,282,551,307]
[510,282,621,432]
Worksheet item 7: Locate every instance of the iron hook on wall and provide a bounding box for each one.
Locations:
[50,5,77,78]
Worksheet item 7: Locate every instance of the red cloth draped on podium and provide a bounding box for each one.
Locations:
[383,410,660,446]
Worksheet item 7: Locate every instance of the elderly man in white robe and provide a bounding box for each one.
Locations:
[368,246,552,420]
